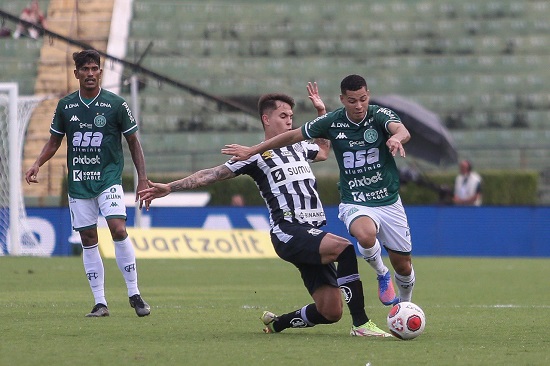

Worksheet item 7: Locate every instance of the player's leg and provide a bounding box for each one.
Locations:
[264,224,341,333]
[377,198,415,303]
[318,233,368,326]
[387,250,414,303]
[70,196,108,316]
[262,277,342,333]
[339,204,397,305]
[100,185,150,317]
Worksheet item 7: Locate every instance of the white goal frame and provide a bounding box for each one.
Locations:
[0,83,44,255]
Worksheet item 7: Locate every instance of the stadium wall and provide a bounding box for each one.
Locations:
[22,206,550,257]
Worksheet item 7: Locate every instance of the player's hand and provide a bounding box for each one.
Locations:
[136,179,150,210]
[387,137,406,158]
[25,165,39,184]
[221,144,253,161]
[138,180,171,211]
[307,82,326,114]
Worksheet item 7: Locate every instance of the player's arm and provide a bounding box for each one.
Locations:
[306,81,330,162]
[387,122,410,158]
[25,134,63,184]
[222,128,304,161]
[138,165,236,210]
[125,132,150,208]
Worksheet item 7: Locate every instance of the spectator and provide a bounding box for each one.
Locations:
[13,0,47,40]
[453,160,482,206]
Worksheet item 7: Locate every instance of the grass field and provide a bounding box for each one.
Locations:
[1,256,549,366]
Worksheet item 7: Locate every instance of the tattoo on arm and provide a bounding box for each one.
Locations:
[170,165,236,191]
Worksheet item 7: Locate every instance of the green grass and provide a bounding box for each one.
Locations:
[1,256,549,366]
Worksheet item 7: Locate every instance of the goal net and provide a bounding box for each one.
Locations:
[0,83,47,256]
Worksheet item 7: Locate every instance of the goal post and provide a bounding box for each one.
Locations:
[0,83,45,256]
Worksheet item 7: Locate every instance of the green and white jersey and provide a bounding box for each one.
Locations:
[50,88,138,198]
[301,105,402,207]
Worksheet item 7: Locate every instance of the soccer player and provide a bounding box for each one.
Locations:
[139,89,390,337]
[222,75,415,306]
[25,49,151,318]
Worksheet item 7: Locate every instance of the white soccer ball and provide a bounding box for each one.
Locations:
[387,301,426,340]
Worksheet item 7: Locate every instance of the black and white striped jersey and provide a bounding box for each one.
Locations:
[224,141,326,228]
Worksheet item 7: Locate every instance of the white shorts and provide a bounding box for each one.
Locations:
[338,197,412,253]
[68,184,127,231]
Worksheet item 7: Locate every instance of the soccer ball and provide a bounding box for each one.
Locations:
[387,301,426,340]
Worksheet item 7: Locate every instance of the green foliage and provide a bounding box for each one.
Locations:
[1,256,549,366]
[133,170,538,206]
[59,170,538,207]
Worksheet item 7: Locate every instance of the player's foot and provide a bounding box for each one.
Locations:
[85,303,109,317]
[350,320,392,337]
[377,271,399,306]
[260,311,278,333]
[129,294,151,317]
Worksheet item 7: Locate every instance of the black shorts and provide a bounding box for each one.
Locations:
[270,222,337,295]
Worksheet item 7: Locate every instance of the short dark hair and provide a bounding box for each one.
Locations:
[257,93,295,119]
[73,49,101,69]
[340,74,367,94]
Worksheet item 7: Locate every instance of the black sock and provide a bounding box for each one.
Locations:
[272,304,333,332]
[337,245,369,326]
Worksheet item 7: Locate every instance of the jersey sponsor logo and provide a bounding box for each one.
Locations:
[271,161,315,186]
[72,131,103,147]
[65,103,80,109]
[349,140,366,147]
[105,193,122,200]
[271,168,286,183]
[377,107,397,119]
[73,170,101,181]
[348,171,383,189]
[331,122,350,128]
[343,148,380,169]
[335,132,347,139]
[294,208,326,224]
[351,188,389,202]
[364,129,378,143]
[95,102,111,108]
[70,115,80,122]
[94,114,107,127]
[79,123,93,129]
[72,154,101,166]
[122,101,136,124]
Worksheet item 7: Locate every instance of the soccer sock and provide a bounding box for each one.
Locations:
[356,239,388,275]
[272,304,334,332]
[336,245,369,326]
[395,266,415,302]
[114,236,140,297]
[82,243,106,306]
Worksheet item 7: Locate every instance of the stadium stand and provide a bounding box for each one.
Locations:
[1,0,549,201]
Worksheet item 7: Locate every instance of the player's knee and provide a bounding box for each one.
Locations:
[318,302,343,323]
[109,226,127,241]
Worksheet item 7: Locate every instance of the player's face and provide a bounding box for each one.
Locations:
[74,61,102,94]
[263,101,293,136]
[340,87,370,123]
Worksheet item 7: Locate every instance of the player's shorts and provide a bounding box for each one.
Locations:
[68,184,127,231]
[271,221,337,295]
[338,197,412,254]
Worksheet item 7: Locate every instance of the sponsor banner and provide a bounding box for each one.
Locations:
[98,227,276,259]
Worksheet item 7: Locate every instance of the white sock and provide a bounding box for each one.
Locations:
[114,236,140,297]
[82,244,106,306]
[395,266,415,302]
[356,239,388,276]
